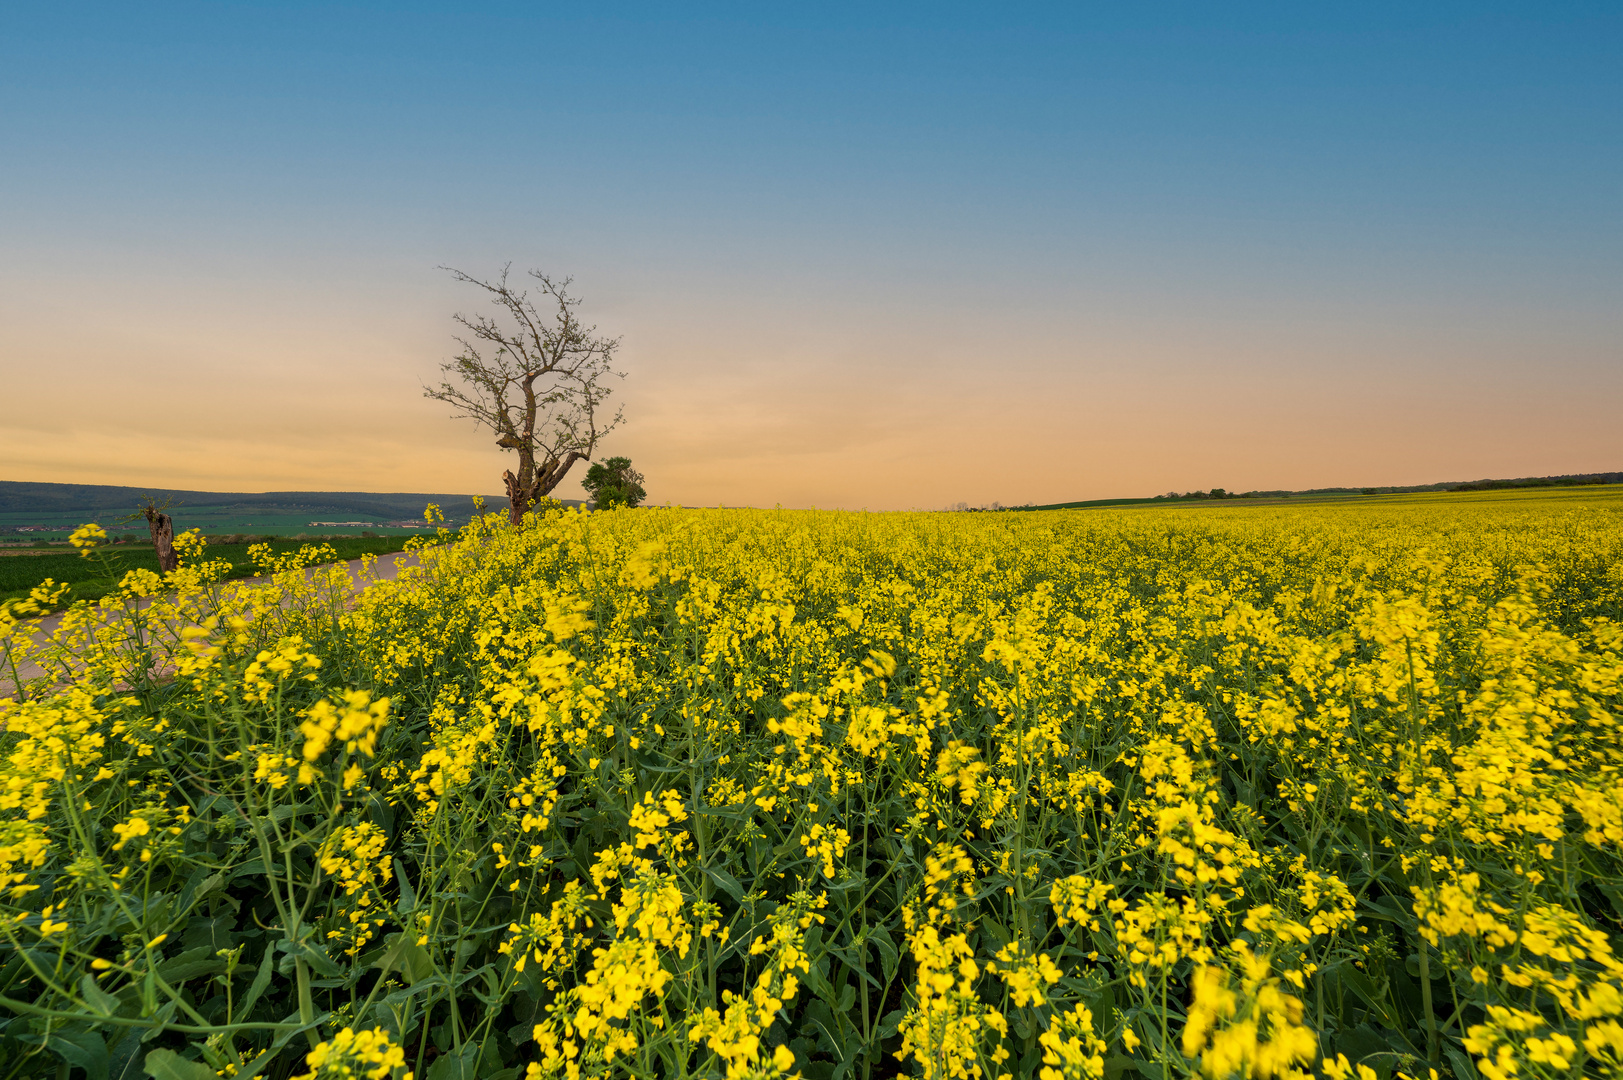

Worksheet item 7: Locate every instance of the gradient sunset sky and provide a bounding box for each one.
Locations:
[3,3,1619,509]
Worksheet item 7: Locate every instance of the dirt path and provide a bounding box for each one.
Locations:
[2,552,421,697]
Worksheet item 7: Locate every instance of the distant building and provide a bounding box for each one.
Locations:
[308,522,379,527]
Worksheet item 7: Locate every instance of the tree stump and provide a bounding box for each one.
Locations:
[145,509,178,573]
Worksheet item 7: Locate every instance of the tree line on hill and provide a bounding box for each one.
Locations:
[1004,471,1623,512]
[1209,470,1623,499]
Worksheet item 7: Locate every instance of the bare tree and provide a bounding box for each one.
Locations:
[425,265,625,524]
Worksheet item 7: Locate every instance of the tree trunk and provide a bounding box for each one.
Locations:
[504,451,588,524]
[146,510,178,573]
[503,469,533,526]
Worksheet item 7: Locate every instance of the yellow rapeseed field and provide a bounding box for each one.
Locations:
[0,489,1620,1080]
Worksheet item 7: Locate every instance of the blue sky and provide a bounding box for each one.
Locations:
[3,3,1619,506]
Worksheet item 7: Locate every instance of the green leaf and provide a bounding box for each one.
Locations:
[427,1041,480,1080]
[80,973,122,1017]
[376,932,436,985]
[156,946,227,984]
[1330,1023,1392,1068]
[138,1001,179,1043]
[1361,896,1411,924]
[838,1033,868,1074]
[267,804,303,824]
[191,794,225,822]
[52,1028,110,1080]
[396,857,418,915]
[230,859,267,881]
[978,914,1012,950]
[1594,882,1623,921]
[805,963,837,1009]
[1338,968,1408,1035]
[235,944,276,1020]
[1102,1053,1136,1079]
[802,1000,840,1052]
[143,1049,216,1080]
[693,802,752,822]
[868,927,900,982]
[181,913,236,953]
[276,939,343,978]
[109,1030,145,1080]
[705,865,745,904]
[176,868,225,913]
[379,976,450,1005]
[1445,1046,1480,1080]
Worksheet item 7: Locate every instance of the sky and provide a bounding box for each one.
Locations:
[2,2,1619,509]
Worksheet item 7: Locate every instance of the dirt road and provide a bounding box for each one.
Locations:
[3,552,421,697]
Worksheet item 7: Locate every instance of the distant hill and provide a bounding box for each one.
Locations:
[1019,471,1623,511]
[0,481,581,522]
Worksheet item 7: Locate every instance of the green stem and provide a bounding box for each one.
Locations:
[296,958,318,1048]
[1417,941,1439,1067]
[1160,967,1170,1080]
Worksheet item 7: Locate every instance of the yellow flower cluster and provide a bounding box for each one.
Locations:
[295,1026,408,1080]
[243,636,323,702]
[68,522,107,554]
[1182,944,1318,1079]
[1038,1004,1107,1080]
[300,689,391,761]
[799,822,850,879]
[899,924,1010,1079]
